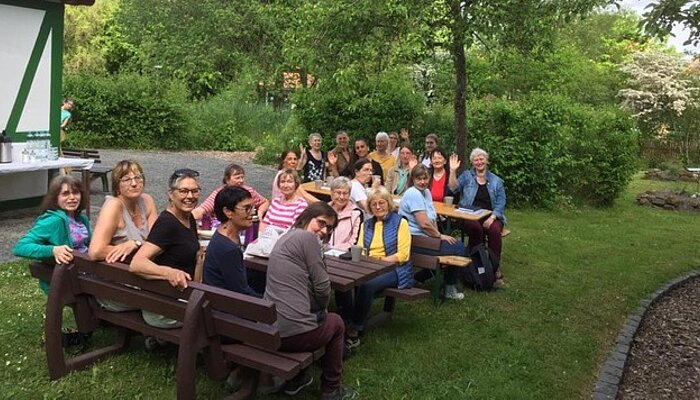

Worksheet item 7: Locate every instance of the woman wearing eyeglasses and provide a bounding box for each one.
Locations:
[336,186,412,350]
[130,169,201,328]
[327,177,362,251]
[89,160,157,264]
[202,186,261,298]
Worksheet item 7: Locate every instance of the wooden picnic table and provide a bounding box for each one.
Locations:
[245,253,395,292]
[299,181,491,222]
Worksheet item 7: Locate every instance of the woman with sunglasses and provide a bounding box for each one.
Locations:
[130,169,201,328]
[202,186,261,298]
[89,160,157,264]
[264,202,356,399]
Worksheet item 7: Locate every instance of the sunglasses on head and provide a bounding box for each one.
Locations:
[173,168,200,178]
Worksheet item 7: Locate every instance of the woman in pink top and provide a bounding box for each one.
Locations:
[327,177,362,251]
[260,169,308,234]
[273,150,318,204]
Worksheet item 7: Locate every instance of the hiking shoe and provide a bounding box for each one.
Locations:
[343,342,354,360]
[344,335,360,350]
[283,371,313,396]
[444,285,465,301]
[320,385,357,400]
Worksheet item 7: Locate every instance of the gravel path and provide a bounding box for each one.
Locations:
[617,276,700,399]
[0,149,276,263]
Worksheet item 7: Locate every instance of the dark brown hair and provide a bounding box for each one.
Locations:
[41,175,87,214]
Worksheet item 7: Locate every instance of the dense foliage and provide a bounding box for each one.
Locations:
[59,1,685,207]
[63,72,189,150]
[468,95,639,207]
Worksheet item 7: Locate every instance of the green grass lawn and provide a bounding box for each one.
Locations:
[1,175,698,399]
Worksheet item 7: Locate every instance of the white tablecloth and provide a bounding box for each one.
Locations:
[0,158,94,174]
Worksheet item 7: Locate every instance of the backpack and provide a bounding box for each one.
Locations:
[461,243,498,291]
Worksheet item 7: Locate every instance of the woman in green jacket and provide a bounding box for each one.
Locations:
[13,174,92,294]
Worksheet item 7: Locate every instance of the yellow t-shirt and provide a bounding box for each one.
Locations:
[368,151,396,179]
[357,216,410,263]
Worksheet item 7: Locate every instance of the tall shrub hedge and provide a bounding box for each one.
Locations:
[291,70,425,141]
[468,94,638,207]
[63,72,189,149]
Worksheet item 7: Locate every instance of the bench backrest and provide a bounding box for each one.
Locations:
[69,254,281,349]
[410,235,441,271]
[61,148,102,164]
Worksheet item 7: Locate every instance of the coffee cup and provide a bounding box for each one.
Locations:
[314,179,323,189]
[350,245,363,262]
[443,196,454,206]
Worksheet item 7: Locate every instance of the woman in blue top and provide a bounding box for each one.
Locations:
[398,165,466,301]
[448,147,506,272]
[202,185,262,298]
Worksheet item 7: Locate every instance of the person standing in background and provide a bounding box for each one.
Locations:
[60,98,74,145]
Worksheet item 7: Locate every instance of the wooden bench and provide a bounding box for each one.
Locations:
[364,249,433,329]
[411,235,472,303]
[62,148,113,193]
[29,254,323,400]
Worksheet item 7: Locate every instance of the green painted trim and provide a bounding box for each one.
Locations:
[5,11,52,137]
[49,5,64,147]
[0,196,43,212]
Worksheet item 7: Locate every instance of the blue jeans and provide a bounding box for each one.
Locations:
[413,238,466,285]
[335,270,398,332]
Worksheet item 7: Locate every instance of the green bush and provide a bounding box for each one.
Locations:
[186,82,290,152]
[291,70,425,142]
[63,72,190,149]
[468,94,638,207]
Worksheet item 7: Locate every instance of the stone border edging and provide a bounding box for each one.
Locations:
[591,269,700,400]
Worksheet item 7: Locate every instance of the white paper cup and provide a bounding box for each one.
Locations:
[314,179,323,189]
[443,196,454,206]
[350,245,363,262]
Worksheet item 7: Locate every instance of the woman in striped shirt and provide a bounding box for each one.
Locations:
[259,169,308,234]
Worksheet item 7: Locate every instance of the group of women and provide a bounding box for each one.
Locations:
[13,140,506,400]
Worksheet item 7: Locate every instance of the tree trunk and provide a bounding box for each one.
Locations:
[450,0,468,167]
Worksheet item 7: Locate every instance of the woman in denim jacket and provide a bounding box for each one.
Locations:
[448,148,506,278]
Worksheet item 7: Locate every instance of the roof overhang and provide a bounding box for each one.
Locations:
[43,0,95,5]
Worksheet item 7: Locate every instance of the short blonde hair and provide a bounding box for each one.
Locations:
[365,186,397,215]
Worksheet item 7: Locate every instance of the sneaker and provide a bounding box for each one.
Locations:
[320,385,357,400]
[444,285,465,301]
[342,342,354,360]
[258,375,286,395]
[283,371,313,396]
[144,335,168,350]
[344,335,360,350]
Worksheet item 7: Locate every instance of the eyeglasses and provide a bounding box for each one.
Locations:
[173,168,200,178]
[314,217,334,231]
[172,187,201,196]
[234,204,255,214]
[370,200,388,209]
[119,175,144,183]
[332,190,350,197]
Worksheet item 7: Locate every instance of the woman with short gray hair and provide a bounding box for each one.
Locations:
[298,132,327,182]
[327,177,363,251]
[448,147,506,284]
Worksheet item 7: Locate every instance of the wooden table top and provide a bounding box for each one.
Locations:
[245,253,394,292]
[300,181,490,221]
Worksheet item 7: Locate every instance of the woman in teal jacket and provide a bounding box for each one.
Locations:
[13,175,91,294]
